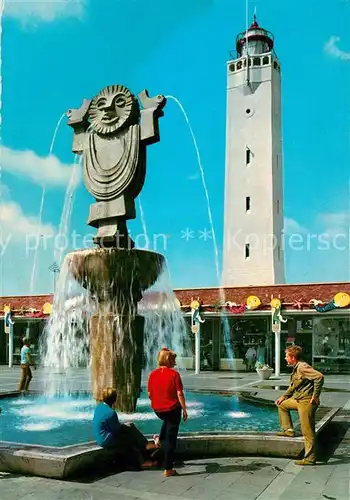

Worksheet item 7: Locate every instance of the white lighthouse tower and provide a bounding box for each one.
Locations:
[222,16,285,286]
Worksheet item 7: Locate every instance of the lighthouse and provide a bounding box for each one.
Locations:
[222,16,285,286]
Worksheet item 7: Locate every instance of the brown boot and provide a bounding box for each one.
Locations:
[295,458,316,466]
[276,430,295,437]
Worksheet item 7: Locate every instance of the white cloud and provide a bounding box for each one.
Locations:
[318,212,350,227]
[283,217,307,235]
[284,212,350,239]
[324,36,350,61]
[317,212,350,237]
[4,0,86,22]
[2,146,81,187]
[0,200,55,241]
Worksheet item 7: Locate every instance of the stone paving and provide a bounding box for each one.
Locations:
[0,367,349,499]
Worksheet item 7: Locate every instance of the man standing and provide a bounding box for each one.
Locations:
[275,345,324,466]
[18,338,36,392]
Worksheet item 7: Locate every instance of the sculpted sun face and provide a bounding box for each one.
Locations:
[334,292,350,308]
[89,85,136,134]
[246,295,261,310]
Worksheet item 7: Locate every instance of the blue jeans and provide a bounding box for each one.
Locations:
[155,406,182,470]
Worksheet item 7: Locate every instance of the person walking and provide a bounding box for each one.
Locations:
[18,338,36,392]
[148,348,188,477]
[93,387,159,469]
[275,345,324,466]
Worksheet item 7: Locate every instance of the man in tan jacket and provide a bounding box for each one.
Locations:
[275,345,324,466]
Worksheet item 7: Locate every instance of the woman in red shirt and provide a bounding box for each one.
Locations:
[148,348,188,477]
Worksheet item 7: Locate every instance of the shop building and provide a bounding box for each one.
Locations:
[1,282,350,374]
[176,282,350,374]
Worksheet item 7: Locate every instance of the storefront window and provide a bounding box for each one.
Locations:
[295,316,313,365]
[313,316,350,373]
[199,319,214,370]
[220,317,269,371]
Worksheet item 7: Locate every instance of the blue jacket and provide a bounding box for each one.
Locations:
[92,402,121,447]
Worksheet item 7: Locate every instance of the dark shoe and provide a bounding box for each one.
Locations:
[295,459,316,466]
[276,430,295,437]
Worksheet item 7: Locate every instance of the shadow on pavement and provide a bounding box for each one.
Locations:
[317,420,350,463]
[68,458,277,484]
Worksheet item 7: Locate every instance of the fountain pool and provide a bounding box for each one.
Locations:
[0,392,278,447]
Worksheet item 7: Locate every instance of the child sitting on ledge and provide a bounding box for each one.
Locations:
[93,387,160,470]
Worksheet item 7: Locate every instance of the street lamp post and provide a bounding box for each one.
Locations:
[48,262,60,292]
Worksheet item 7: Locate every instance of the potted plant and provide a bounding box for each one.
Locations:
[255,362,274,380]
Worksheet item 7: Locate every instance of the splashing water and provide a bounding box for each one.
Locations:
[39,257,93,395]
[137,198,149,248]
[41,254,189,397]
[55,155,82,266]
[165,96,232,359]
[30,112,66,293]
[139,263,191,371]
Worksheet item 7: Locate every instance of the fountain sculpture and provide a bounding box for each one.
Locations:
[66,85,167,412]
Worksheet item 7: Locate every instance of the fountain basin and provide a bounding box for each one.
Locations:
[0,391,278,447]
[0,391,339,479]
[67,248,165,300]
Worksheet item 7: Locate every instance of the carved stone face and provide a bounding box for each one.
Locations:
[89,85,137,134]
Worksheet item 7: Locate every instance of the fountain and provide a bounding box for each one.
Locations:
[65,84,167,412]
[0,84,323,480]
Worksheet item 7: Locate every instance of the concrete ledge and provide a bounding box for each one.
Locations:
[0,432,305,479]
[0,441,109,479]
[177,432,304,459]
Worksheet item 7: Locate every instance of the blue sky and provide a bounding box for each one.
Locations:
[0,0,349,296]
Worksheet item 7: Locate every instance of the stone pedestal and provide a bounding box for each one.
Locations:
[90,313,144,413]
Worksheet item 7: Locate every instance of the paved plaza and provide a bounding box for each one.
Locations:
[0,367,349,499]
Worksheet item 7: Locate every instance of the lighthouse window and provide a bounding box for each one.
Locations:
[277,199,280,214]
[245,244,250,259]
[274,61,278,70]
[246,196,251,212]
[263,56,269,65]
[246,147,251,165]
[253,57,261,66]
[229,63,235,72]
[237,61,243,70]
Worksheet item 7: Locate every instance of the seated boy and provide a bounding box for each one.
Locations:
[93,387,160,469]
